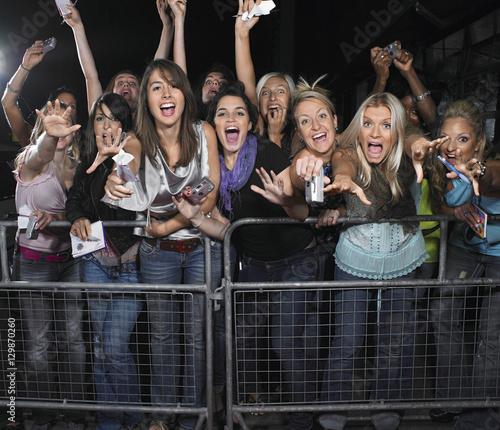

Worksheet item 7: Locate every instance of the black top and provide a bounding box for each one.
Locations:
[221,137,314,261]
[65,157,139,256]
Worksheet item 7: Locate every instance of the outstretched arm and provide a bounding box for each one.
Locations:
[64,4,103,113]
[325,150,371,205]
[235,0,261,108]
[154,0,174,61]
[2,42,47,147]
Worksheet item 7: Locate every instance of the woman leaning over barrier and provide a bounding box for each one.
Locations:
[428,100,500,430]
[310,92,441,430]
[174,80,327,430]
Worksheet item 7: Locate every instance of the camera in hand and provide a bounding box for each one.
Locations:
[41,37,57,54]
[305,169,324,204]
[25,214,39,240]
[185,177,215,204]
[382,42,399,60]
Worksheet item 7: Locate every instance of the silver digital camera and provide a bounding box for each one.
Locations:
[305,169,324,204]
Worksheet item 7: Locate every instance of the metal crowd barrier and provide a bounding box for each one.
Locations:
[1,216,500,429]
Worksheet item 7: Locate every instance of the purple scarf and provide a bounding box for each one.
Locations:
[218,134,258,216]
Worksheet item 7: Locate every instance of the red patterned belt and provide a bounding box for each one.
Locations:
[145,237,201,253]
[16,244,71,263]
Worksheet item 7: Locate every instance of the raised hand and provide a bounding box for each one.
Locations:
[447,153,482,196]
[63,3,83,27]
[35,100,81,139]
[157,0,173,24]
[22,41,46,70]
[411,136,449,183]
[235,0,261,32]
[168,0,187,21]
[394,44,414,73]
[86,130,130,174]
[250,167,287,206]
[370,46,391,82]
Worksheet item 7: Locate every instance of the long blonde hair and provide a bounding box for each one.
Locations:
[14,102,80,172]
[340,92,408,202]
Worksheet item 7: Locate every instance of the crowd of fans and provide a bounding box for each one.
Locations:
[2,1,499,430]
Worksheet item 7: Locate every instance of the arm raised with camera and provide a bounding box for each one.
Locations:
[2,42,47,148]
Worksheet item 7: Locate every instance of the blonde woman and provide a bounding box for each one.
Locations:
[13,100,85,430]
[314,92,440,430]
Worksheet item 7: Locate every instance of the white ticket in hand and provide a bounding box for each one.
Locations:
[71,221,106,258]
[113,149,139,182]
[242,0,276,21]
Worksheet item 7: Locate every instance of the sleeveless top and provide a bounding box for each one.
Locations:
[102,121,210,240]
[16,160,71,253]
[334,163,428,280]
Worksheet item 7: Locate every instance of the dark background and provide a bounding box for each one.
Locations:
[0,0,499,199]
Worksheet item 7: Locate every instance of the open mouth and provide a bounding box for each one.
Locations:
[225,126,240,144]
[368,142,383,156]
[160,102,175,116]
[313,132,327,143]
[121,90,131,98]
[446,154,456,165]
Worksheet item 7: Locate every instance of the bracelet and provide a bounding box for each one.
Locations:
[20,64,31,72]
[413,90,431,103]
[6,84,21,94]
[191,212,205,228]
[476,161,487,179]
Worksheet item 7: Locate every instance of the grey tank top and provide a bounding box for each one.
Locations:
[102,121,210,240]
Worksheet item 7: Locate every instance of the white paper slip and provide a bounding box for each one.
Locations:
[71,221,107,258]
[113,149,139,182]
[18,204,34,229]
[242,0,276,21]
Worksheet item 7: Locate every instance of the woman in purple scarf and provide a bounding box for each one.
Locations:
[174,81,327,430]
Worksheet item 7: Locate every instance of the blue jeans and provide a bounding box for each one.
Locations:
[321,266,417,404]
[140,239,222,430]
[83,255,143,430]
[431,245,500,404]
[12,249,85,424]
[237,246,326,430]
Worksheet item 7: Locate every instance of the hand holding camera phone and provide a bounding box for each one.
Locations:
[382,42,399,60]
[41,37,57,54]
[184,177,215,204]
[25,214,39,240]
